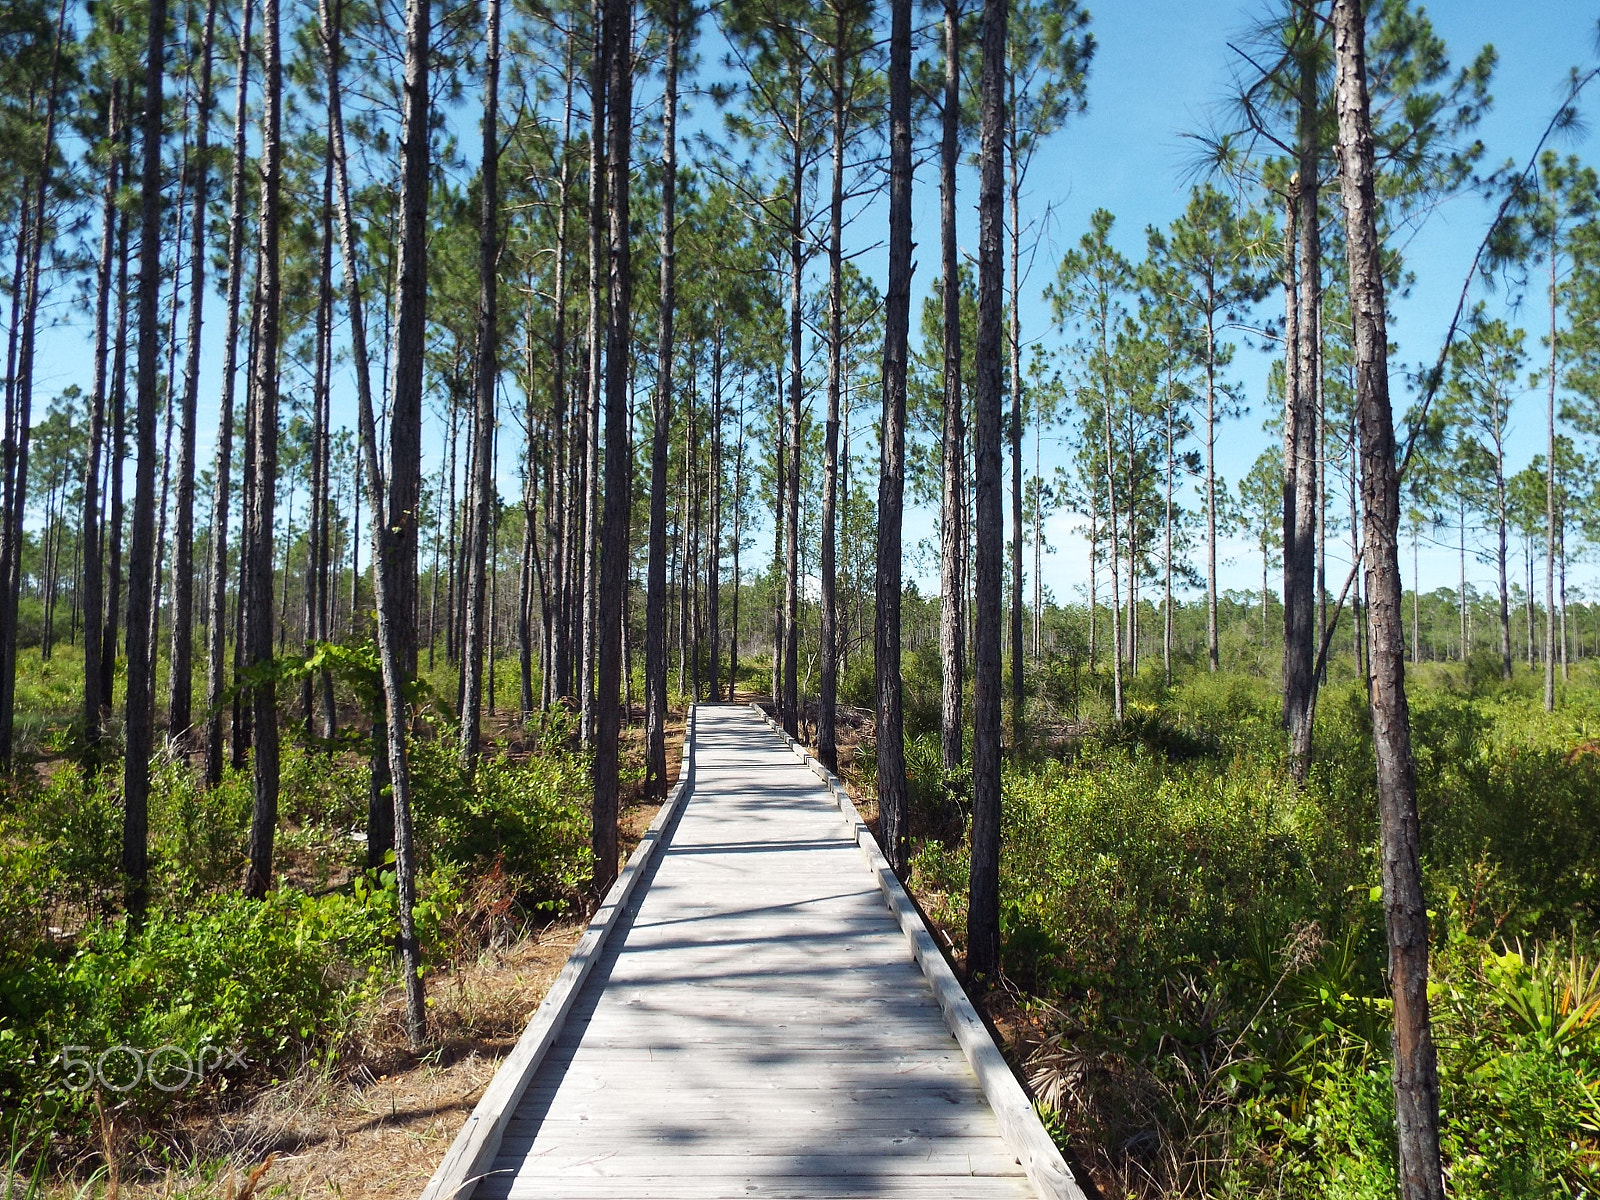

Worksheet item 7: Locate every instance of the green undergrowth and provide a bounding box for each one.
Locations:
[907,668,1600,1198]
[0,703,592,1161]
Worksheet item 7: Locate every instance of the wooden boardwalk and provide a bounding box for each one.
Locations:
[428,704,1081,1200]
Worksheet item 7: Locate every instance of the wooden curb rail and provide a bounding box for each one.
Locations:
[750,703,1089,1200]
[419,706,699,1200]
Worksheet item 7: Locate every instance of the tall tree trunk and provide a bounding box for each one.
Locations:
[1545,247,1557,711]
[708,327,723,703]
[1496,446,1511,680]
[1006,61,1025,744]
[304,145,334,732]
[550,40,574,704]
[1284,7,1321,777]
[83,84,123,742]
[1205,283,1220,671]
[104,181,130,716]
[168,0,220,745]
[1100,353,1123,719]
[730,384,744,694]
[592,0,632,897]
[243,0,284,901]
[375,0,432,1047]
[783,81,804,740]
[818,2,847,771]
[123,0,170,909]
[460,0,500,771]
[321,0,388,861]
[580,0,606,745]
[644,0,677,797]
[968,0,1006,982]
[209,0,249,784]
[1332,4,1444,1195]
[938,0,964,787]
[876,0,912,877]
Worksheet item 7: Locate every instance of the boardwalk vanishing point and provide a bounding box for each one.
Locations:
[422,703,1088,1200]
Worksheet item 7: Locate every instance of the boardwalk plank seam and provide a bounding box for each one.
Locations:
[419,708,700,1200]
[748,704,1089,1200]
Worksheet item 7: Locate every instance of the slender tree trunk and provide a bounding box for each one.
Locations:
[1333,5,1444,1195]
[968,0,1006,981]
[550,41,574,704]
[321,0,389,861]
[1458,496,1467,661]
[123,0,170,909]
[783,82,804,740]
[731,385,744,694]
[1545,248,1557,710]
[580,0,606,746]
[1006,61,1024,745]
[772,363,783,712]
[168,0,219,745]
[374,0,432,1046]
[1100,353,1123,719]
[242,0,285,902]
[1205,297,1219,671]
[83,85,123,742]
[876,0,912,877]
[708,327,723,703]
[592,0,632,897]
[1283,9,1321,777]
[460,0,501,771]
[1164,366,1174,686]
[1496,446,1511,680]
[938,0,964,786]
[104,144,132,714]
[644,0,677,796]
[818,3,847,772]
[304,145,334,734]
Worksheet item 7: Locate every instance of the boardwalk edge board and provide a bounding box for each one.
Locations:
[749,703,1090,1200]
[419,707,699,1200]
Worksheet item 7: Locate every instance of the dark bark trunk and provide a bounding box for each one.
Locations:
[168,0,220,745]
[1006,62,1024,744]
[243,0,284,902]
[938,0,964,786]
[376,0,432,1046]
[818,1,847,771]
[783,80,804,739]
[580,0,606,745]
[876,0,912,877]
[1546,248,1557,710]
[644,0,677,796]
[1332,4,1444,1195]
[103,139,132,716]
[83,85,123,742]
[123,0,170,909]
[708,328,723,703]
[460,0,500,771]
[592,0,632,897]
[204,0,250,786]
[1284,11,1321,776]
[968,0,1006,982]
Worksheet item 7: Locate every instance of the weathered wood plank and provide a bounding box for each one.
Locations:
[436,705,1051,1200]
